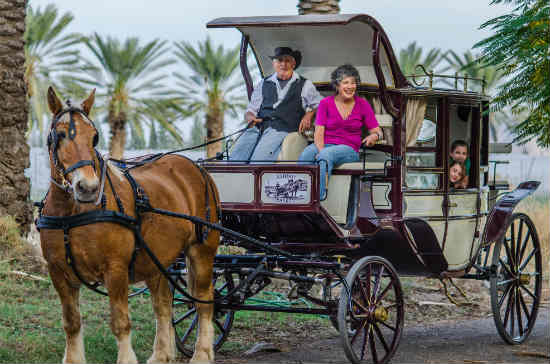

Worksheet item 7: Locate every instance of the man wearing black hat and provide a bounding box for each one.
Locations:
[230,46,322,161]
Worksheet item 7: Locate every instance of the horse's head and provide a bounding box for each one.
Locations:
[47,86,101,203]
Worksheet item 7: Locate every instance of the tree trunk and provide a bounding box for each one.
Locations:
[0,0,31,234]
[108,102,127,160]
[297,0,340,15]
[206,95,224,158]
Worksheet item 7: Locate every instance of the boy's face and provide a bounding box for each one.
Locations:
[450,164,463,183]
[451,145,468,162]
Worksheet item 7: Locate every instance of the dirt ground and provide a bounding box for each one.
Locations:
[214,278,550,363]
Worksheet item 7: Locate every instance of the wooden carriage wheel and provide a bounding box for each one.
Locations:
[490,213,542,345]
[171,268,235,357]
[338,256,404,364]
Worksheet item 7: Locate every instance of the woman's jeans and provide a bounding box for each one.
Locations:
[299,144,359,200]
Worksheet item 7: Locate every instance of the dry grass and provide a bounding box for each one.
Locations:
[517,194,550,299]
[0,215,45,273]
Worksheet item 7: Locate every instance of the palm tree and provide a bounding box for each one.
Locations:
[24,4,81,137]
[0,1,32,233]
[297,0,340,14]
[398,41,445,77]
[443,50,506,140]
[173,38,248,157]
[79,34,179,158]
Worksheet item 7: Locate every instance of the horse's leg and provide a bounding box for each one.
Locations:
[145,274,175,364]
[186,244,216,363]
[48,264,86,364]
[105,266,138,364]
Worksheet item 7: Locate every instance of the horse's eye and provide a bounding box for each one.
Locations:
[57,131,66,139]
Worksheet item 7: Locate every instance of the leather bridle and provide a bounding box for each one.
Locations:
[47,102,99,193]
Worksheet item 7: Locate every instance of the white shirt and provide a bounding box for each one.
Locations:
[246,72,322,116]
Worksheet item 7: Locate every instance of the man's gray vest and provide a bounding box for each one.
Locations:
[257,76,306,132]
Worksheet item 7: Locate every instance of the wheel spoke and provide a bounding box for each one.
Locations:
[516,220,523,267]
[519,284,537,300]
[503,236,516,269]
[181,316,198,344]
[515,287,523,336]
[519,248,539,271]
[360,322,370,361]
[379,320,396,332]
[173,308,197,325]
[214,318,226,334]
[518,290,532,323]
[372,266,384,302]
[369,325,379,364]
[351,319,369,346]
[352,297,369,313]
[498,283,514,308]
[497,278,516,287]
[509,289,516,337]
[499,258,515,278]
[376,278,395,304]
[365,264,372,304]
[502,288,513,328]
[373,323,390,353]
[510,221,516,269]
[518,231,531,265]
[359,278,371,305]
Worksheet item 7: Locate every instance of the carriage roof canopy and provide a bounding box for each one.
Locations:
[207,14,406,88]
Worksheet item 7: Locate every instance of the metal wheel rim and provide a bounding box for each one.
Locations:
[338,256,404,364]
[490,213,542,345]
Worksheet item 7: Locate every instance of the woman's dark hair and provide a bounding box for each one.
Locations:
[330,64,361,91]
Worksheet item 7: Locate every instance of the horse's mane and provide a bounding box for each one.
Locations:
[107,160,124,181]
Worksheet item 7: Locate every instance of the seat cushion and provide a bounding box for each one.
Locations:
[277,132,308,161]
[335,162,385,170]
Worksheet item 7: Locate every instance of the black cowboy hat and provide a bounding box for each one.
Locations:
[269,47,302,69]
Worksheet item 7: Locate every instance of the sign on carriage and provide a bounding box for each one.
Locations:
[261,173,311,204]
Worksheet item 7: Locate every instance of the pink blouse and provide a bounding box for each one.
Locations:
[315,96,379,152]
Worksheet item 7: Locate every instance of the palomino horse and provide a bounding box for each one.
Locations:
[39,87,220,363]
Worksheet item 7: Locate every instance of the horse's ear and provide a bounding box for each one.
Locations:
[47,86,63,115]
[81,88,95,116]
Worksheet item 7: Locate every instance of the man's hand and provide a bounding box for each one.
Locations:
[362,134,378,147]
[298,116,313,133]
[245,112,263,127]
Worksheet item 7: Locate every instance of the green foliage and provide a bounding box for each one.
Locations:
[474,0,549,147]
[79,34,183,148]
[24,3,81,135]
[173,37,248,148]
[148,122,159,149]
[442,50,505,93]
[398,41,445,76]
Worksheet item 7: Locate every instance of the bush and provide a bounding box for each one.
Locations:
[0,215,25,258]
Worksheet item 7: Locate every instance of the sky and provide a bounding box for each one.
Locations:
[31,0,513,135]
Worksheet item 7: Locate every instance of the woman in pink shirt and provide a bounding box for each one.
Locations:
[299,64,382,200]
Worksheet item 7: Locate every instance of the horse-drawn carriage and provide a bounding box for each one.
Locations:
[36,13,543,364]
[170,14,543,363]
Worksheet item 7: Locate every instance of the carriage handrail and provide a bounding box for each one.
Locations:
[407,64,487,94]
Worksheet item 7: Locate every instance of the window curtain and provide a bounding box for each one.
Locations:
[370,96,393,145]
[405,97,427,146]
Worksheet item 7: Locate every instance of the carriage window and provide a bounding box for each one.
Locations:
[406,152,436,167]
[405,173,440,189]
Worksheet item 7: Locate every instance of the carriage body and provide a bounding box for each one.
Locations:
[203,14,536,276]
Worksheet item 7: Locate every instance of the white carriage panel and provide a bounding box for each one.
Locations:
[260,172,312,205]
[444,218,478,271]
[448,193,478,216]
[427,220,446,247]
[321,175,351,224]
[481,189,489,214]
[372,183,392,210]
[210,172,254,203]
[403,195,444,217]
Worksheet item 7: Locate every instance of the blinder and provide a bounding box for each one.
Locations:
[48,104,100,177]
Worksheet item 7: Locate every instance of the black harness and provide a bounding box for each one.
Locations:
[36,106,220,298]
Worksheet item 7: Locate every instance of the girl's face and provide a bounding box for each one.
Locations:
[336,76,358,100]
[450,164,463,183]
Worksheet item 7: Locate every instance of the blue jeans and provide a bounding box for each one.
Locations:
[230,126,288,161]
[299,144,359,200]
